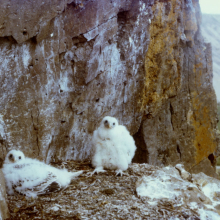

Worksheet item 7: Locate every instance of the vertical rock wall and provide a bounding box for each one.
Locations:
[134,0,218,177]
[0,170,9,219]
[0,0,218,176]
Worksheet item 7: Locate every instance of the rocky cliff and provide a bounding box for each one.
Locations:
[0,170,9,220]
[0,0,218,177]
[201,14,220,102]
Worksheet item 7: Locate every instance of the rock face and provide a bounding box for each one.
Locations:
[201,14,220,102]
[0,0,218,176]
[0,170,9,219]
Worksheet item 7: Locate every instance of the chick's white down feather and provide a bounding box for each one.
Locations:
[92,116,136,175]
[2,150,83,197]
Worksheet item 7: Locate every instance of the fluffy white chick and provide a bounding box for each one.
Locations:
[92,116,136,176]
[2,149,83,197]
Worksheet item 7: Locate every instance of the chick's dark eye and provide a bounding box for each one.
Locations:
[9,154,12,158]
[113,123,115,125]
[104,120,108,124]
[19,156,21,160]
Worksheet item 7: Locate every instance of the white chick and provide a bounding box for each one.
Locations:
[91,116,136,176]
[2,149,83,197]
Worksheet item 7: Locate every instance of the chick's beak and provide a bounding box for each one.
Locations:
[9,156,15,162]
[104,121,110,128]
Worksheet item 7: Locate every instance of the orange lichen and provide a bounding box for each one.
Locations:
[141,0,217,166]
[141,0,183,115]
[190,92,217,164]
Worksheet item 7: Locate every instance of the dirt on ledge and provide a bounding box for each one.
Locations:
[6,161,219,220]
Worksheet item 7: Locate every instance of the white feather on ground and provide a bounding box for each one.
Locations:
[92,116,136,176]
[2,149,83,198]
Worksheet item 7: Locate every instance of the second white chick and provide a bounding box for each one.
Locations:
[92,116,136,176]
[2,149,83,198]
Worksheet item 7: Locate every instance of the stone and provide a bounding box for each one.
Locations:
[175,163,192,181]
[192,171,220,213]
[201,14,220,101]
[136,165,220,219]
[0,170,10,219]
[190,158,219,179]
[0,0,218,177]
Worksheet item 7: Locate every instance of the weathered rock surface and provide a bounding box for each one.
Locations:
[5,162,220,219]
[0,170,9,220]
[0,0,218,177]
[201,14,220,102]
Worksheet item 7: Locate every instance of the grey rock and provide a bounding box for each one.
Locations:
[0,170,10,219]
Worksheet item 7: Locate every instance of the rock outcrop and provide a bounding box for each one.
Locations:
[0,0,218,176]
[6,162,220,219]
[0,170,9,219]
[201,14,220,102]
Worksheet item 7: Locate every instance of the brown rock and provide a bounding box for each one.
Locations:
[133,0,218,176]
[190,158,219,179]
[0,170,10,219]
